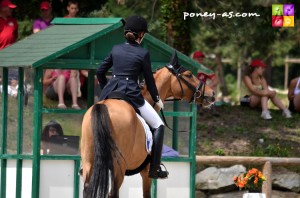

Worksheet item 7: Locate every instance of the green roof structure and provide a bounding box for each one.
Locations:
[0,18,123,68]
[0,17,212,74]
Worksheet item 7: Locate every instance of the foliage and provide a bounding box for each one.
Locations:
[233,168,266,192]
[160,0,192,54]
[214,148,225,156]
[225,73,238,97]
[191,0,300,92]
[89,0,164,39]
[12,0,108,19]
[252,143,290,157]
[18,19,34,41]
[87,4,111,18]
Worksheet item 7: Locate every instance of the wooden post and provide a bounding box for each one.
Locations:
[262,161,272,198]
[237,61,241,101]
[284,56,289,90]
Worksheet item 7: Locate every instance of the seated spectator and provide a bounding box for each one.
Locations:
[41,120,64,154]
[193,50,219,116]
[7,69,18,97]
[78,70,102,102]
[43,69,81,109]
[0,70,18,97]
[243,59,292,120]
[0,75,16,97]
[7,77,18,97]
[0,69,28,102]
[288,77,300,113]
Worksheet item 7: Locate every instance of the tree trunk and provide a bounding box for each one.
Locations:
[265,56,273,86]
[215,53,228,96]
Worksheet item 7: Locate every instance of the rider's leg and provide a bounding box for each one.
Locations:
[138,100,168,179]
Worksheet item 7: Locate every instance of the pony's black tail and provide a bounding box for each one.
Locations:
[86,103,118,198]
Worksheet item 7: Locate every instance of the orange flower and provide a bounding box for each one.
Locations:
[233,168,266,192]
[248,168,258,175]
[254,177,259,185]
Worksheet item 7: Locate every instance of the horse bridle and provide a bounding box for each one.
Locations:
[165,64,206,103]
[153,64,213,132]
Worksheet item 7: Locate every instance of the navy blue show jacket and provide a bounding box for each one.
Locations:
[96,41,159,109]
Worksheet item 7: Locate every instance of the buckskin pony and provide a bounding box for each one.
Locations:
[80,52,215,198]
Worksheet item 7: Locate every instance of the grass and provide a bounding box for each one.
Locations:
[196,105,300,159]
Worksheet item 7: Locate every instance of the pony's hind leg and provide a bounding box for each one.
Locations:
[82,163,93,198]
[140,164,152,198]
[81,110,94,198]
[109,163,127,198]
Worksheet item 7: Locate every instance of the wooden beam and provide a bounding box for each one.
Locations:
[284,58,300,63]
[221,58,232,63]
[196,156,300,166]
[284,61,289,90]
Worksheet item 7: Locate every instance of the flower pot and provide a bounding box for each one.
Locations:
[243,193,266,198]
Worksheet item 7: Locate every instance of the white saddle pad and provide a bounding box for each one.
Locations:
[136,113,153,153]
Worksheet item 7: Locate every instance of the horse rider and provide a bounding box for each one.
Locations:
[96,15,168,179]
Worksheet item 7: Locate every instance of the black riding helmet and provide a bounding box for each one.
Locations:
[124,15,148,36]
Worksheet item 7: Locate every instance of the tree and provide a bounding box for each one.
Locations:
[160,0,192,55]
[190,0,300,97]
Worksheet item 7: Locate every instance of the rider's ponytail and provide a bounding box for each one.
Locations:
[125,31,138,42]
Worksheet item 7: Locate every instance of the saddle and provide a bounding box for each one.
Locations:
[107,91,141,115]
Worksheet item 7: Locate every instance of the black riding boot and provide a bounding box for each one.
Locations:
[148,125,169,179]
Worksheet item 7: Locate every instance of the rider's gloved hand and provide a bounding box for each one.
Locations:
[155,99,164,110]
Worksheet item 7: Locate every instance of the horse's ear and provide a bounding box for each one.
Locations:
[169,50,180,69]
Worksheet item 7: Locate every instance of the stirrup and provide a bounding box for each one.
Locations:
[148,163,169,179]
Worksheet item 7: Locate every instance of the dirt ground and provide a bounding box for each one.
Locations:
[196,105,300,158]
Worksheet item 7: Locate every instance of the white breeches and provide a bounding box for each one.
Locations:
[138,100,164,129]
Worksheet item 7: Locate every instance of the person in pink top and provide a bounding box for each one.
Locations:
[0,0,18,50]
[32,1,53,33]
[43,69,81,109]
